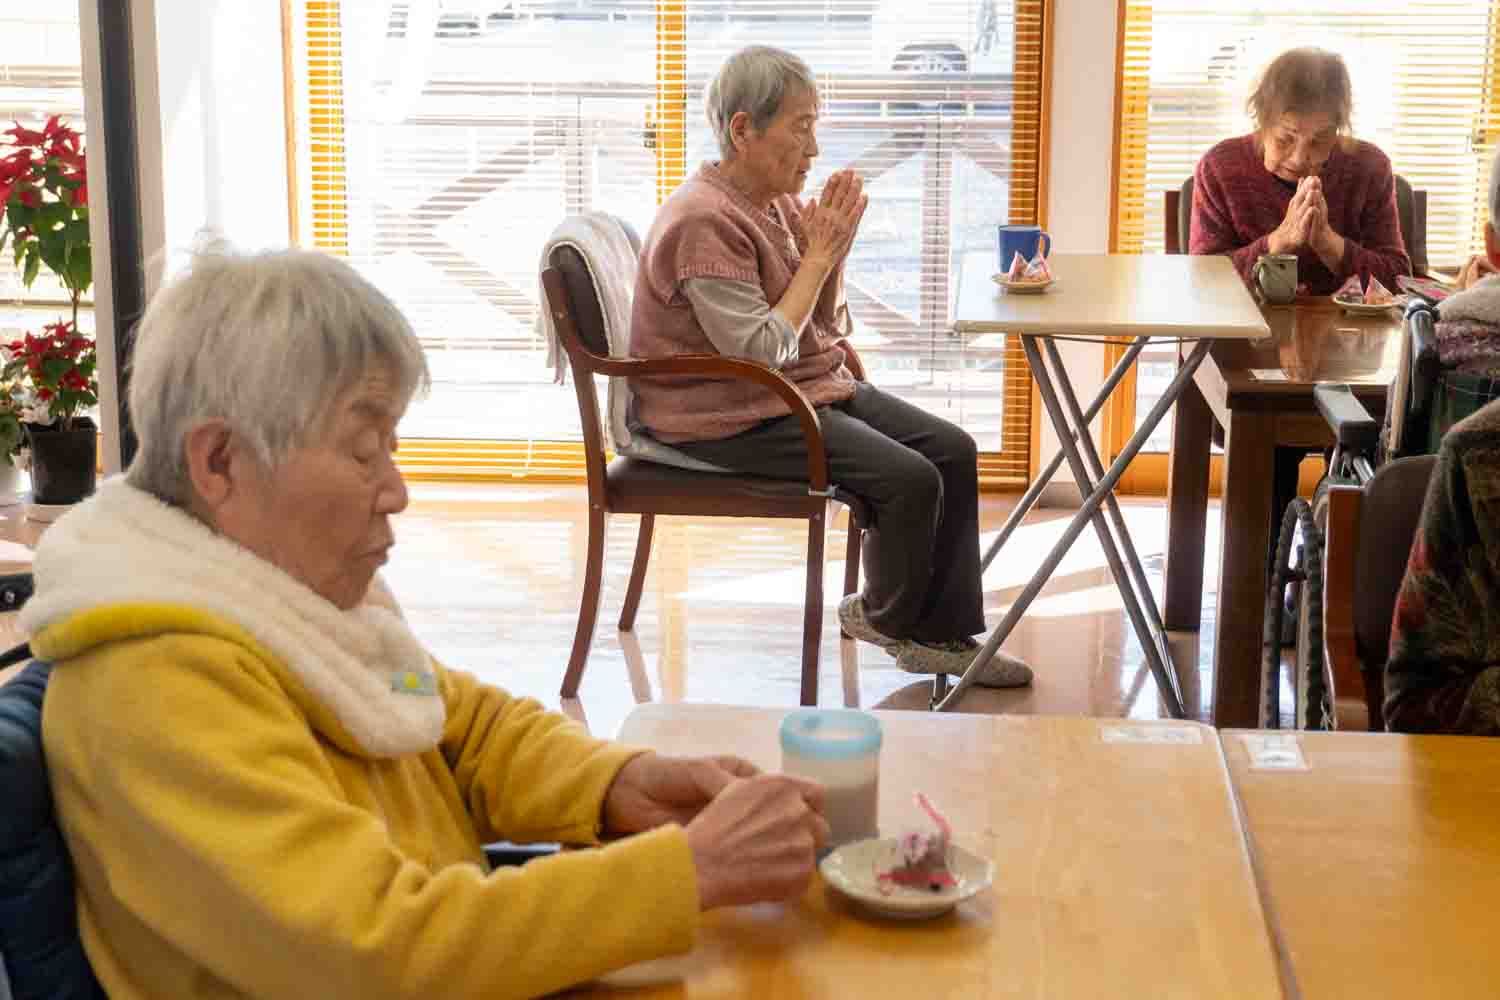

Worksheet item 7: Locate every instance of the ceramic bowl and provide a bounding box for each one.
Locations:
[819,836,994,920]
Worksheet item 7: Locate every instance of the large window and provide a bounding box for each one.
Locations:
[0,11,84,309]
[291,0,1047,485]
[1110,0,1500,479]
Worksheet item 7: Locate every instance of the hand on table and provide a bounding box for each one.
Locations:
[684,773,829,910]
[603,752,760,834]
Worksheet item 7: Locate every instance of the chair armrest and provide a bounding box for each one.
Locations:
[840,339,869,382]
[1314,384,1379,453]
[1322,484,1371,730]
[542,267,832,493]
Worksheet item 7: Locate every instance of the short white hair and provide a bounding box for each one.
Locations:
[126,247,429,504]
[1490,146,1500,226]
[705,45,817,159]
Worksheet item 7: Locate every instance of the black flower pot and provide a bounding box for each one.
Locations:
[26,418,97,505]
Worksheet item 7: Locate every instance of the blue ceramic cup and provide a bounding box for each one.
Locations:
[998,224,1052,269]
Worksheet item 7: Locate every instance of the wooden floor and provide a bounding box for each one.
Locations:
[384,483,1221,740]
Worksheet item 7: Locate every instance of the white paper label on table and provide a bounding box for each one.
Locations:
[1099,725,1203,745]
[1239,733,1309,770]
[1248,369,1290,382]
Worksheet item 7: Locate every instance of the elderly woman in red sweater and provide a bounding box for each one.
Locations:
[1190,47,1411,294]
[628,45,1030,687]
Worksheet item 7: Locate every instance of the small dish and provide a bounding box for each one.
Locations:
[819,836,994,920]
[992,274,1055,295]
[1333,295,1401,316]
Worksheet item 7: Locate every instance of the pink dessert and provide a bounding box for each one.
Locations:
[877,793,958,894]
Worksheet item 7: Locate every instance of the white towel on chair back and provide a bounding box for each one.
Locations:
[536,212,726,472]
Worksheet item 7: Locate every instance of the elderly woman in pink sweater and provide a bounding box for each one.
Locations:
[1191,47,1410,295]
[628,45,1029,686]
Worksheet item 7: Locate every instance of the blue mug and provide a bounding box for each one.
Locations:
[998,224,1052,269]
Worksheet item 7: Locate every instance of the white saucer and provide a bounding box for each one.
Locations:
[1333,295,1402,316]
[992,274,1056,295]
[819,837,994,920]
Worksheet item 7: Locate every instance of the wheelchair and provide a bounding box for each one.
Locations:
[1260,298,1500,730]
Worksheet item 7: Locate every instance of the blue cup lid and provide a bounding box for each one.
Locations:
[779,709,882,761]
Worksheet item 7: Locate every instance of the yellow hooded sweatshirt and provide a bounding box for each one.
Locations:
[24,479,699,999]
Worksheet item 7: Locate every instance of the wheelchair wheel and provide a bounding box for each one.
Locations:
[1261,498,1330,730]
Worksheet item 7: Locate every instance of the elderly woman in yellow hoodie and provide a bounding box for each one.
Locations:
[28,247,829,1000]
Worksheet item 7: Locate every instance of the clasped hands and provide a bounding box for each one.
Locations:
[796,168,870,268]
[603,751,830,911]
[1268,175,1343,268]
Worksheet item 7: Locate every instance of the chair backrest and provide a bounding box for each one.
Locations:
[0,659,105,1000]
[542,216,727,475]
[1394,174,1428,277]
[1353,454,1439,677]
[1166,173,1427,275]
[1164,176,1194,255]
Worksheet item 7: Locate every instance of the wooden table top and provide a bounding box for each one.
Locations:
[1224,730,1500,998]
[952,252,1269,340]
[589,704,1285,999]
[1203,297,1404,402]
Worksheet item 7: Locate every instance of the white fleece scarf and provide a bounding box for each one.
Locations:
[1438,274,1500,327]
[19,477,445,758]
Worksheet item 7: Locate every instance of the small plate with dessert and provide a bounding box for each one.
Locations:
[819,793,994,920]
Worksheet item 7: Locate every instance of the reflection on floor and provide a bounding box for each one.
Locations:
[390,483,1222,740]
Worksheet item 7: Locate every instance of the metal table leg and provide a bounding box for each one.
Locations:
[981,337,1150,572]
[933,338,1213,715]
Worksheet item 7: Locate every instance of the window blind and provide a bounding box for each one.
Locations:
[1115,0,1500,265]
[0,12,84,307]
[292,0,1047,486]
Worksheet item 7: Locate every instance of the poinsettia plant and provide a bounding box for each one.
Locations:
[0,114,96,432]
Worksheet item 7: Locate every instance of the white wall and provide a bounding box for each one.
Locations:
[1038,0,1117,504]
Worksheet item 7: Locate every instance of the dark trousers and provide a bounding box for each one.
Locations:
[673,381,984,642]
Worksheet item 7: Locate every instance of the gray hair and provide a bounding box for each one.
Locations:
[705,45,817,159]
[125,246,429,504]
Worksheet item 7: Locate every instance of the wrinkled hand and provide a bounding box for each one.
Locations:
[1268,176,1321,255]
[1459,253,1496,290]
[685,774,830,910]
[800,169,869,266]
[603,753,760,836]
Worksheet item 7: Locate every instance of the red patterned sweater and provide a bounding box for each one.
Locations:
[1189,134,1410,295]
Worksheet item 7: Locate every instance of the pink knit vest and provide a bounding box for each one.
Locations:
[628,162,856,443]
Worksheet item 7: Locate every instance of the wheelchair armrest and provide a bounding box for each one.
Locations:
[1313,384,1380,454]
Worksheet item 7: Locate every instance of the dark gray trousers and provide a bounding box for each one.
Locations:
[673,381,984,642]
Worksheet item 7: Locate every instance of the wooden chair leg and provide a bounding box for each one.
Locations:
[619,514,655,631]
[561,505,607,699]
[801,511,827,706]
[840,508,862,639]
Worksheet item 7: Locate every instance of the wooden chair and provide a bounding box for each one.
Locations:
[540,246,869,707]
[1321,455,1436,730]
[1163,174,1428,274]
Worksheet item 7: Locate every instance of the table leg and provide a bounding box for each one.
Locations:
[1212,407,1277,728]
[980,338,1148,573]
[1165,366,1213,630]
[934,339,1210,716]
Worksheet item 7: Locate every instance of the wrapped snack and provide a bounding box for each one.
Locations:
[877,793,958,894]
[1334,274,1364,301]
[1006,251,1027,282]
[1021,251,1051,283]
[1364,276,1394,305]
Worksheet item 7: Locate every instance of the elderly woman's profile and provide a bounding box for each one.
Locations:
[628,45,1030,686]
[30,247,831,999]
